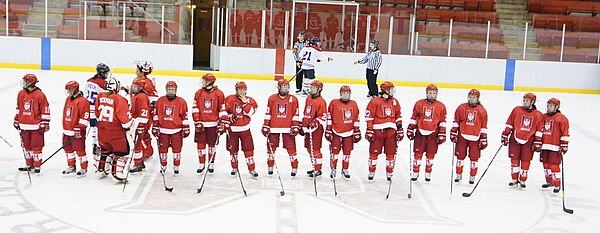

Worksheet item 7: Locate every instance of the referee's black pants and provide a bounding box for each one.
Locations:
[366,68,378,97]
[295,63,304,91]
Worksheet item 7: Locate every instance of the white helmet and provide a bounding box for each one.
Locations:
[106,76,121,92]
[135,60,153,75]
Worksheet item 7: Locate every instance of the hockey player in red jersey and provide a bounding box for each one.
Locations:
[128,78,152,173]
[85,63,109,157]
[262,79,301,176]
[61,81,91,177]
[193,73,226,173]
[15,74,50,174]
[407,84,447,182]
[95,77,133,181]
[135,60,157,161]
[451,89,488,184]
[153,81,189,175]
[540,98,570,193]
[301,81,327,177]
[220,81,259,177]
[502,93,544,189]
[326,85,360,179]
[365,81,404,181]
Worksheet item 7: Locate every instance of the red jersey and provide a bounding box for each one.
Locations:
[365,97,402,130]
[504,106,544,144]
[62,95,90,136]
[327,99,360,137]
[140,77,158,103]
[542,112,570,151]
[192,88,225,127]
[273,12,286,31]
[264,94,300,134]
[222,95,258,132]
[154,96,189,134]
[409,99,447,136]
[15,88,50,130]
[95,92,132,132]
[452,103,488,141]
[325,15,339,34]
[302,95,327,133]
[130,92,151,130]
[84,76,106,119]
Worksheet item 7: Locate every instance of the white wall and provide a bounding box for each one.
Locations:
[51,38,193,71]
[0,36,40,65]
[218,46,275,75]
[514,60,600,90]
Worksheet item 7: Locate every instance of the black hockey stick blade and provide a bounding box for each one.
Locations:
[408,193,412,199]
[462,192,472,197]
[563,207,574,214]
[165,186,173,192]
[279,190,285,196]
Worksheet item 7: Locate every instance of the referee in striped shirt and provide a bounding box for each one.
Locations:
[293,32,308,94]
[354,40,382,98]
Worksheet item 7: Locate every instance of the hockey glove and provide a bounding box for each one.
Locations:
[308,119,319,129]
[290,125,300,137]
[152,125,159,137]
[395,128,405,142]
[353,128,362,143]
[436,133,446,144]
[180,125,189,138]
[450,127,458,143]
[298,127,305,136]
[501,131,510,146]
[195,122,204,133]
[406,124,416,140]
[533,138,542,152]
[13,116,19,130]
[74,127,83,139]
[478,134,488,150]
[261,124,270,137]
[90,118,97,127]
[39,120,50,132]
[324,128,333,142]
[365,129,375,143]
[560,141,568,154]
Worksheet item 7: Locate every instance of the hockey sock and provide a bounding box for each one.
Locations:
[342,154,350,169]
[231,153,239,169]
[511,159,521,180]
[244,151,255,171]
[456,159,464,174]
[519,160,531,182]
[413,153,423,173]
[470,160,478,176]
[368,154,378,172]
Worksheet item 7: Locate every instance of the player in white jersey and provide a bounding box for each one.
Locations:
[299,37,332,96]
[84,63,109,156]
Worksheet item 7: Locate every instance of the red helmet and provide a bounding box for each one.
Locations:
[277,79,289,87]
[166,81,178,89]
[132,78,147,89]
[65,80,79,92]
[202,73,216,83]
[235,81,247,90]
[310,80,323,89]
[380,81,394,92]
[468,89,480,97]
[547,98,561,108]
[523,93,537,102]
[340,85,351,93]
[426,84,438,92]
[23,74,38,85]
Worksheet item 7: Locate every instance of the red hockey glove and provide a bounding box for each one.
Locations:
[395,128,404,142]
[450,127,458,143]
[478,134,488,150]
[533,137,542,152]
[290,125,300,137]
[353,128,362,143]
[560,141,568,154]
[39,120,50,132]
[74,127,83,139]
[13,116,19,130]
[228,114,238,124]
[501,131,510,146]
[436,133,446,144]
[308,119,319,129]
[324,128,333,142]
[261,124,270,137]
[182,125,190,138]
[406,124,416,140]
[195,122,204,133]
[365,129,375,143]
[152,125,159,137]
[217,119,230,135]
[136,124,146,136]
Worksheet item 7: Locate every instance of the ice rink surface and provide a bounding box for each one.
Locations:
[0,68,598,233]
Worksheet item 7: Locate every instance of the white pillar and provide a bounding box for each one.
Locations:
[261,10,266,48]
[447,19,453,57]
[284,11,289,49]
[388,16,394,54]
[365,15,371,53]
[225,8,230,46]
[353,8,358,52]
[161,5,165,44]
[560,23,566,62]
[44,0,48,37]
[211,6,215,44]
[377,0,381,33]
[191,5,194,45]
[522,22,528,60]
[485,21,490,58]
[290,3,296,47]
[84,3,87,40]
[122,3,126,42]
[5,0,9,36]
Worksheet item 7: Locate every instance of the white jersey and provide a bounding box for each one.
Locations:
[300,46,324,70]
[84,77,106,120]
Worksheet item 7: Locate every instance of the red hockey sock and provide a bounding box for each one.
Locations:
[330,153,339,170]
[511,159,520,180]
[386,157,395,173]
[66,152,76,167]
[470,160,478,177]
[314,151,323,171]
[244,151,255,171]
[368,154,378,172]
[77,152,88,170]
[413,153,423,173]
[173,153,181,166]
[160,153,168,166]
[230,153,239,169]
[342,154,350,170]
[543,163,552,183]
[455,159,464,174]
[288,149,298,168]
[198,146,206,164]
[550,163,561,187]
[519,160,531,182]
[133,151,143,166]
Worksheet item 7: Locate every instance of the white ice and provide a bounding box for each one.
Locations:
[0,68,598,233]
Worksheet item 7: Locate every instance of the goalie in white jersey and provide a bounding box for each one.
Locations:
[84,63,109,156]
[299,37,332,96]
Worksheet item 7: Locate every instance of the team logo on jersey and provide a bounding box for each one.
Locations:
[520,115,533,131]
[306,104,313,115]
[276,103,287,118]
[543,120,554,135]
[423,106,434,122]
[65,106,74,121]
[22,99,33,116]
[164,105,175,120]
[466,110,477,126]
[235,103,242,114]
[202,98,213,113]
[383,106,392,117]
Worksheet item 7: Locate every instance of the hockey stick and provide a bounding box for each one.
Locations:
[560,153,574,214]
[386,139,401,199]
[154,134,174,192]
[462,145,503,197]
[227,131,247,197]
[407,140,413,199]
[122,134,138,193]
[308,130,318,196]
[0,135,13,147]
[450,143,455,195]
[197,132,220,194]
[18,131,31,184]
[266,136,286,196]
[328,141,337,197]
[287,69,303,83]
[41,137,76,166]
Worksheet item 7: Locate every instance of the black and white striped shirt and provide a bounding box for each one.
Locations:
[293,40,308,62]
[357,49,382,70]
